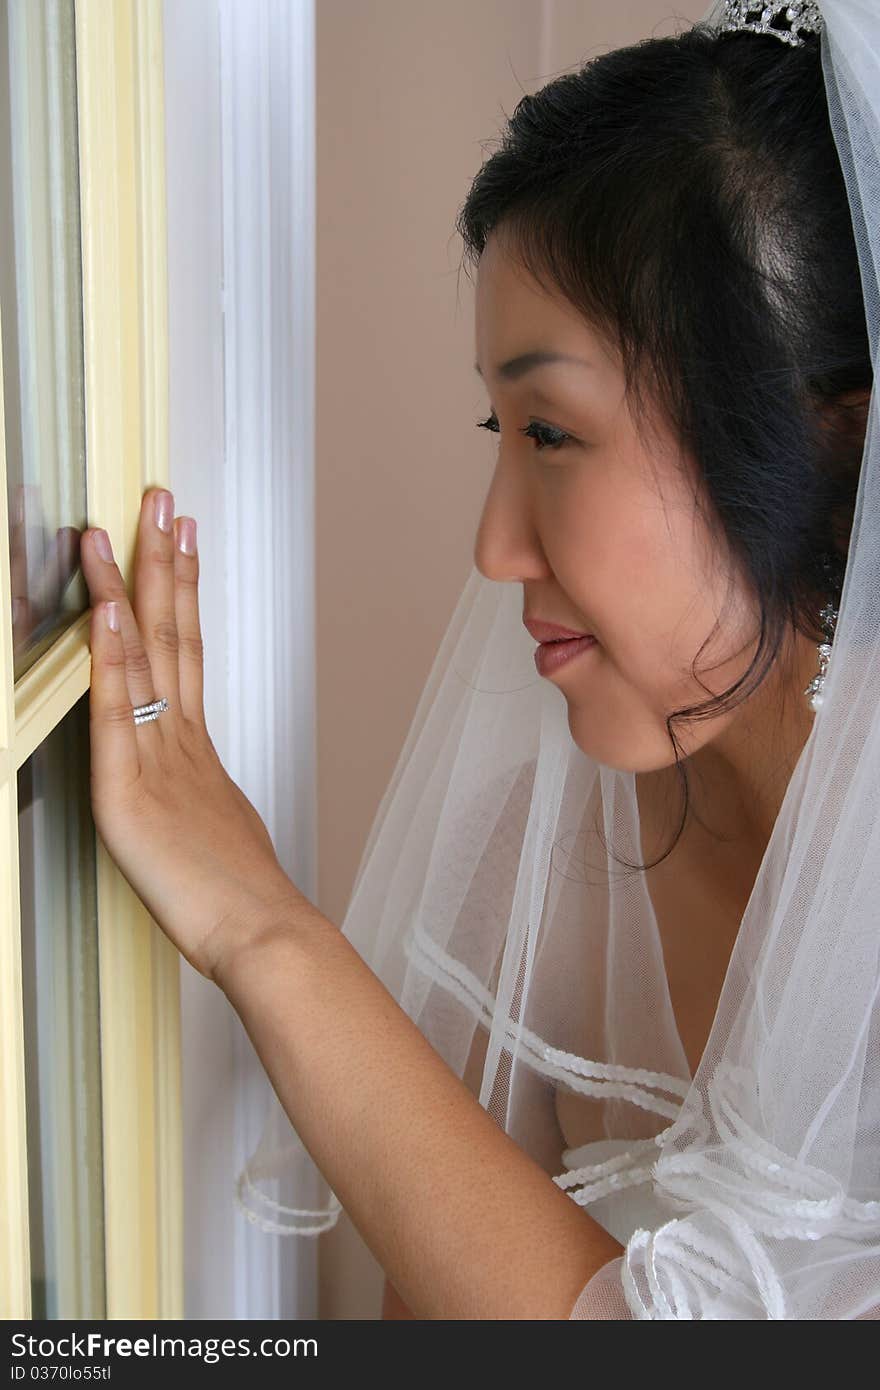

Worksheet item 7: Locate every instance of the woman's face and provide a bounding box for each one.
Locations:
[472,229,806,777]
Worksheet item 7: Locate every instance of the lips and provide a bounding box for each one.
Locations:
[523,618,594,645]
[533,633,597,678]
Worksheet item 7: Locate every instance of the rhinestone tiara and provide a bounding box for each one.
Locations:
[718,2,824,48]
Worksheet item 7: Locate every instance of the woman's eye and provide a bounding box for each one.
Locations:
[521,419,570,451]
[476,411,500,435]
[475,410,570,452]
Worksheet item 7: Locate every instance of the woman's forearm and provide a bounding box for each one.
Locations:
[215,888,625,1320]
[381,1277,416,1319]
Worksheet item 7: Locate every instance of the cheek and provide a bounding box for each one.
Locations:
[547,477,731,704]
[543,462,755,771]
[547,476,698,643]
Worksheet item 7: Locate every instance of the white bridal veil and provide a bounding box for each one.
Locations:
[236,0,880,1318]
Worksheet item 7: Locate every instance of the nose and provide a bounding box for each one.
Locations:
[472,455,550,584]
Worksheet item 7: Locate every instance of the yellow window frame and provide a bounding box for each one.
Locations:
[0,0,182,1320]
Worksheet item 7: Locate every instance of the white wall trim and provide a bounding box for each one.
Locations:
[164,0,316,1320]
[219,0,317,1323]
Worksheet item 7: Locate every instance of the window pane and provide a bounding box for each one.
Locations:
[18,692,105,1319]
[0,0,88,681]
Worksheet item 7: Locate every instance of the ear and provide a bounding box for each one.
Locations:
[815,385,872,451]
[813,387,872,562]
[834,385,872,410]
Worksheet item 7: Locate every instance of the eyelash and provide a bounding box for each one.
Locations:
[476,410,571,453]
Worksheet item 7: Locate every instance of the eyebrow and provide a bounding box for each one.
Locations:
[473,350,593,382]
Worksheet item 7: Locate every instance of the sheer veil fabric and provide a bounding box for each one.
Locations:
[236,0,880,1318]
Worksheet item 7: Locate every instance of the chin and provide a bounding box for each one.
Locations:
[565,704,678,776]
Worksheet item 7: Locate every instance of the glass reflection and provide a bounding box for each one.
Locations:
[18,692,106,1319]
[0,0,88,680]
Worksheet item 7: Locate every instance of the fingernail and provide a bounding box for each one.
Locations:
[155,490,174,533]
[93,529,113,562]
[177,517,197,555]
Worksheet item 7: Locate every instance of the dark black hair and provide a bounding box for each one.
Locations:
[454,20,872,868]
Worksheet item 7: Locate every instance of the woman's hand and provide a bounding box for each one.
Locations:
[80,486,298,981]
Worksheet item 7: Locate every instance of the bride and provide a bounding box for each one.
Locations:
[79,2,880,1319]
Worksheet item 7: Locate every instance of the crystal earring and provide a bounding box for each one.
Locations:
[803,597,839,712]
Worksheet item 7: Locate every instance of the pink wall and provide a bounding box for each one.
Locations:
[315,0,706,1319]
